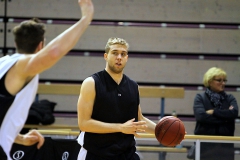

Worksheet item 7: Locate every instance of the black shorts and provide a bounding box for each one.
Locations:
[86,153,140,160]
[0,146,7,160]
[85,149,140,160]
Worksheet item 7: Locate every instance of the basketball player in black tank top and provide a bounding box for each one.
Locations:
[77,37,157,160]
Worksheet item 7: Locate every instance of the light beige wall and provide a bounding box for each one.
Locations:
[6,23,240,54]
[38,56,240,85]
[6,0,240,23]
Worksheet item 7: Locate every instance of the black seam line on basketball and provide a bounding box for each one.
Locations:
[167,121,180,146]
[158,118,169,143]
[162,121,179,145]
[157,117,173,143]
[160,119,179,145]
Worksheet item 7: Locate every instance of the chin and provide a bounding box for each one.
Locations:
[219,89,224,92]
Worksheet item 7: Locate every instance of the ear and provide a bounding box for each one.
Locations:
[35,41,44,53]
[208,80,213,87]
[104,53,108,60]
[14,42,19,52]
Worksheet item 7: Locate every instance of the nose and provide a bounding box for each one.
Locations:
[116,54,122,59]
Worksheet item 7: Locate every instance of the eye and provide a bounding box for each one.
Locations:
[213,79,227,83]
[121,53,126,57]
[113,52,118,55]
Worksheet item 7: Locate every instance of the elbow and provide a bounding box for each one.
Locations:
[78,121,87,132]
[48,46,61,61]
[78,125,85,132]
[230,109,238,118]
[195,115,207,122]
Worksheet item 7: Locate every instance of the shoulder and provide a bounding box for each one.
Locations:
[80,77,95,95]
[12,54,35,77]
[194,92,205,101]
[83,76,94,84]
[124,74,138,86]
[225,93,236,101]
[91,70,104,81]
[92,70,103,76]
[82,76,95,88]
[0,55,10,62]
[85,70,104,83]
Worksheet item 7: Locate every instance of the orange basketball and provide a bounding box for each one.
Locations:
[155,116,185,147]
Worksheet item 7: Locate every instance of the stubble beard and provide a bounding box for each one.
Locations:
[108,64,124,74]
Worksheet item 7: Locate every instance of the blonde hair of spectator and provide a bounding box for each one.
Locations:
[203,67,227,87]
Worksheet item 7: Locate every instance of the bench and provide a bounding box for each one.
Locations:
[37,83,184,118]
[25,83,184,131]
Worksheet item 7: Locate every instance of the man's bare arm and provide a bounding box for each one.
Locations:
[77,77,147,135]
[17,0,94,77]
[138,105,156,135]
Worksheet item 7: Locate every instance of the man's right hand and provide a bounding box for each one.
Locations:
[15,130,44,149]
[78,0,94,22]
[121,118,147,137]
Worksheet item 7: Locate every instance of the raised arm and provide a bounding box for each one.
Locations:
[77,77,147,135]
[17,0,94,77]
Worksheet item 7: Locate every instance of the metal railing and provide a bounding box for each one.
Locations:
[37,130,240,160]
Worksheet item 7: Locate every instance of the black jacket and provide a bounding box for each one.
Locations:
[194,92,238,136]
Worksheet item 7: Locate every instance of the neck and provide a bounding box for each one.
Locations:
[105,68,123,85]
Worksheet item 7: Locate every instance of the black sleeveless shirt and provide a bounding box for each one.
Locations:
[83,70,139,159]
[0,73,15,127]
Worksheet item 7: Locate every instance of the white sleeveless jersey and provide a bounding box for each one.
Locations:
[0,54,39,160]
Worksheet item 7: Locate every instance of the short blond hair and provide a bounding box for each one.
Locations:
[203,67,227,87]
[105,37,129,53]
